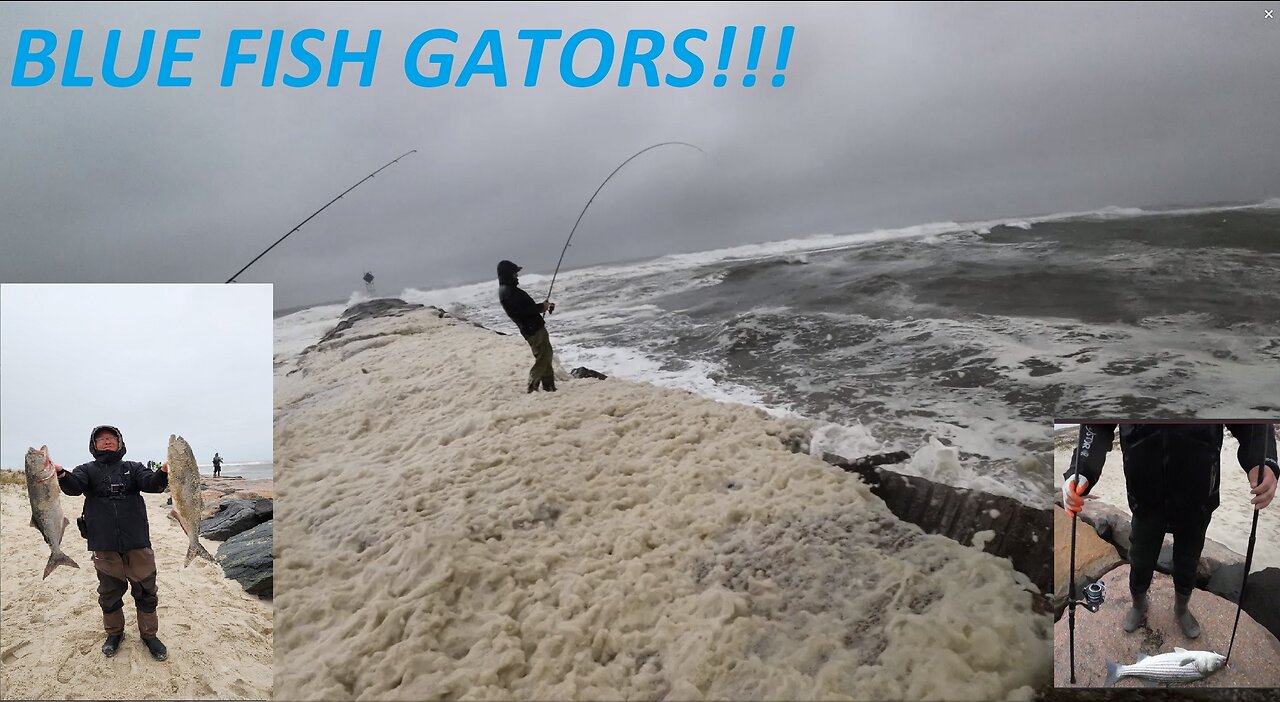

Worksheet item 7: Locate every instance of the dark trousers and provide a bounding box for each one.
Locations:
[1128,510,1210,597]
[92,548,159,638]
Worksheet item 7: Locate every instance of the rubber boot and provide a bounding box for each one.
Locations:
[1123,589,1148,632]
[541,376,557,392]
[101,632,124,657]
[527,378,540,394]
[143,636,168,661]
[1175,591,1201,639]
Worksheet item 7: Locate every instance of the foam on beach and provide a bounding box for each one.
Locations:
[273,307,1050,700]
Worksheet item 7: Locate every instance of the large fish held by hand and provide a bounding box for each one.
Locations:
[167,434,216,566]
[24,446,80,578]
[1105,647,1226,687]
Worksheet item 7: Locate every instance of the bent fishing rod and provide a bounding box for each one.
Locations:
[225,149,417,283]
[543,141,706,306]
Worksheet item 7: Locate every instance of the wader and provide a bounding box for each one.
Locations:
[526,327,556,392]
[93,548,159,639]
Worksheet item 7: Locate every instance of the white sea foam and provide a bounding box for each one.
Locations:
[273,308,1050,700]
[273,302,347,360]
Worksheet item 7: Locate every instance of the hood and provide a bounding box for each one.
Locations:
[497,260,521,285]
[89,425,127,463]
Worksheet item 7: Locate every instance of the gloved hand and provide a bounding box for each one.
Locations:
[1062,475,1089,517]
[1247,466,1277,511]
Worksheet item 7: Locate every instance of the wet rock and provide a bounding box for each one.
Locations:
[1053,564,1280,688]
[200,498,274,541]
[217,520,272,598]
[825,452,1051,594]
[199,477,274,519]
[1206,565,1280,644]
[315,298,426,344]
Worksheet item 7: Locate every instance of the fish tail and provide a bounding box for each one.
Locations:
[43,552,80,579]
[186,540,217,567]
[1104,660,1120,688]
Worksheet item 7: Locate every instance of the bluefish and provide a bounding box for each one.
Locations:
[24,445,80,578]
[167,435,217,566]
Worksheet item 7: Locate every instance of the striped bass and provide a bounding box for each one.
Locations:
[1105,647,1226,687]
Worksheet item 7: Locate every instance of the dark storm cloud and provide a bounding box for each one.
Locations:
[1,2,1277,309]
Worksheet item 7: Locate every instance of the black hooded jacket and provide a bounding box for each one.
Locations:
[498,272,546,339]
[58,426,168,552]
[1065,424,1279,520]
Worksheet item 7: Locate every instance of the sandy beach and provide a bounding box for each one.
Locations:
[273,304,1051,700]
[1054,429,1280,573]
[0,483,272,700]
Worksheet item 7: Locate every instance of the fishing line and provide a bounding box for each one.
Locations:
[544,141,706,305]
[226,149,418,283]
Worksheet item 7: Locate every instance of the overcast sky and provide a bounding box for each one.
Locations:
[1,3,1277,310]
[0,284,273,469]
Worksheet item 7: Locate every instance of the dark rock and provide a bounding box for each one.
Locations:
[217,520,272,598]
[570,367,608,380]
[822,451,910,476]
[823,452,1051,595]
[1076,501,1134,560]
[1095,517,1113,542]
[200,498,273,541]
[1207,565,1280,643]
[315,298,426,345]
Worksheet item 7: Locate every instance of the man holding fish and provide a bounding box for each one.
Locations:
[48,425,172,662]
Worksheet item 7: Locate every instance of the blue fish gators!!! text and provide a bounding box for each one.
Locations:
[10,27,796,88]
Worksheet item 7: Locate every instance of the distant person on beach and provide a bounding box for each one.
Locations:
[497,259,558,393]
[1062,423,1278,639]
[212,453,222,477]
[49,425,171,661]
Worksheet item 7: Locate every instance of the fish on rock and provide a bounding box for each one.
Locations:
[1105,647,1226,687]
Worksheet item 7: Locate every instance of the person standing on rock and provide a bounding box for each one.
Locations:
[50,425,171,661]
[497,259,558,393]
[1062,423,1278,639]
[212,452,223,478]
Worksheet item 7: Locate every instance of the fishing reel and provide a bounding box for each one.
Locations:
[1072,579,1107,613]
